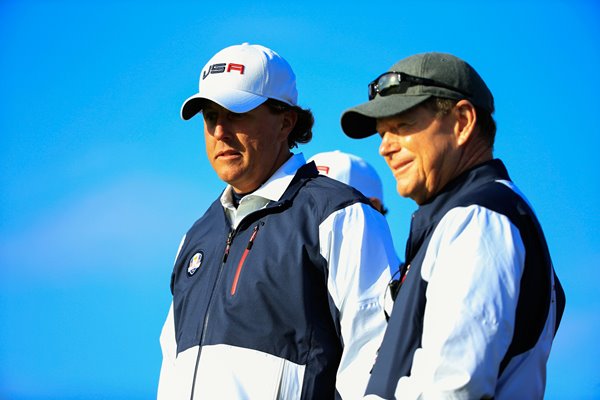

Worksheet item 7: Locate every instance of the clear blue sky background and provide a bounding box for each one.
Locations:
[1,1,598,398]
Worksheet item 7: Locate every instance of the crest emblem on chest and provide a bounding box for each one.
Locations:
[187,252,204,276]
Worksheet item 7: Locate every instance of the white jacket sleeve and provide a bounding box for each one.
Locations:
[319,202,398,399]
[157,303,177,398]
[394,205,525,399]
[157,234,187,399]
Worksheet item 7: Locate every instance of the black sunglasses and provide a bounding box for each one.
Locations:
[368,71,469,100]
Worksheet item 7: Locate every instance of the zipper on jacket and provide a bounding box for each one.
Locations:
[222,230,234,263]
[190,227,234,400]
[230,223,260,296]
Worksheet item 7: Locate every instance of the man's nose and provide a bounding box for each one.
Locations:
[212,117,232,141]
[379,132,393,157]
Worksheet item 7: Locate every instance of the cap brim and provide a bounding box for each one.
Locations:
[341,94,432,138]
[180,89,268,120]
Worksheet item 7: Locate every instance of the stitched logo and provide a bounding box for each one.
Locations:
[202,63,245,79]
[316,165,330,174]
[187,252,204,276]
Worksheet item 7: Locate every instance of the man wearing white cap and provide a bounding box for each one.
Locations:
[308,150,387,215]
[157,43,399,399]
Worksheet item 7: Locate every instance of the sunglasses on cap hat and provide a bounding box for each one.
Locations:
[367,71,469,100]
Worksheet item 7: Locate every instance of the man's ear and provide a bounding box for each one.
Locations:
[281,109,298,137]
[454,99,477,146]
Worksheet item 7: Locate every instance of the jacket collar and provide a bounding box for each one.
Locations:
[220,153,308,208]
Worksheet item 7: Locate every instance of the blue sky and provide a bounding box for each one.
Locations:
[1,1,598,398]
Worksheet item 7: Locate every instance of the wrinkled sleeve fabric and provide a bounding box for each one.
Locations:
[392,205,525,399]
[319,202,398,399]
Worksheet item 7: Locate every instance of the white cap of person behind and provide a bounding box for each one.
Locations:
[308,150,384,204]
[181,43,298,120]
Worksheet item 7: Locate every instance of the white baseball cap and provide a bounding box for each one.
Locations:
[308,150,384,202]
[181,43,298,120]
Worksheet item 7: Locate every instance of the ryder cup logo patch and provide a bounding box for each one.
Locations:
[187,252,204,277]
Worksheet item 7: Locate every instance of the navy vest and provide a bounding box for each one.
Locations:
[366,159,565,398]
[170,162,371,398]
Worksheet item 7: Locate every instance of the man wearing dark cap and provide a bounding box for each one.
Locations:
[157,43,399,399]
[341,52,565,399]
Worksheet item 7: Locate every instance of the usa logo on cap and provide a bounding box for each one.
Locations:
[187,252,204,276]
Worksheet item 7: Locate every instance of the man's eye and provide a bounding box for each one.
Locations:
[228,112,245,120]
[203,112,217,123]
[393,121,414,133]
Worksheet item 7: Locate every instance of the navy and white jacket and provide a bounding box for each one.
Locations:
[158,154,399,399]
[365,159,565,399]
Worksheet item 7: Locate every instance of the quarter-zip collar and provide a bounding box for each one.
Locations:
[220,153,309,228]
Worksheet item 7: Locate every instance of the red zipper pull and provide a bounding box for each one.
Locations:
[400,263,411,284]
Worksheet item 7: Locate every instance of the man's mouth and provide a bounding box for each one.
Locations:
[216,149,241,160]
